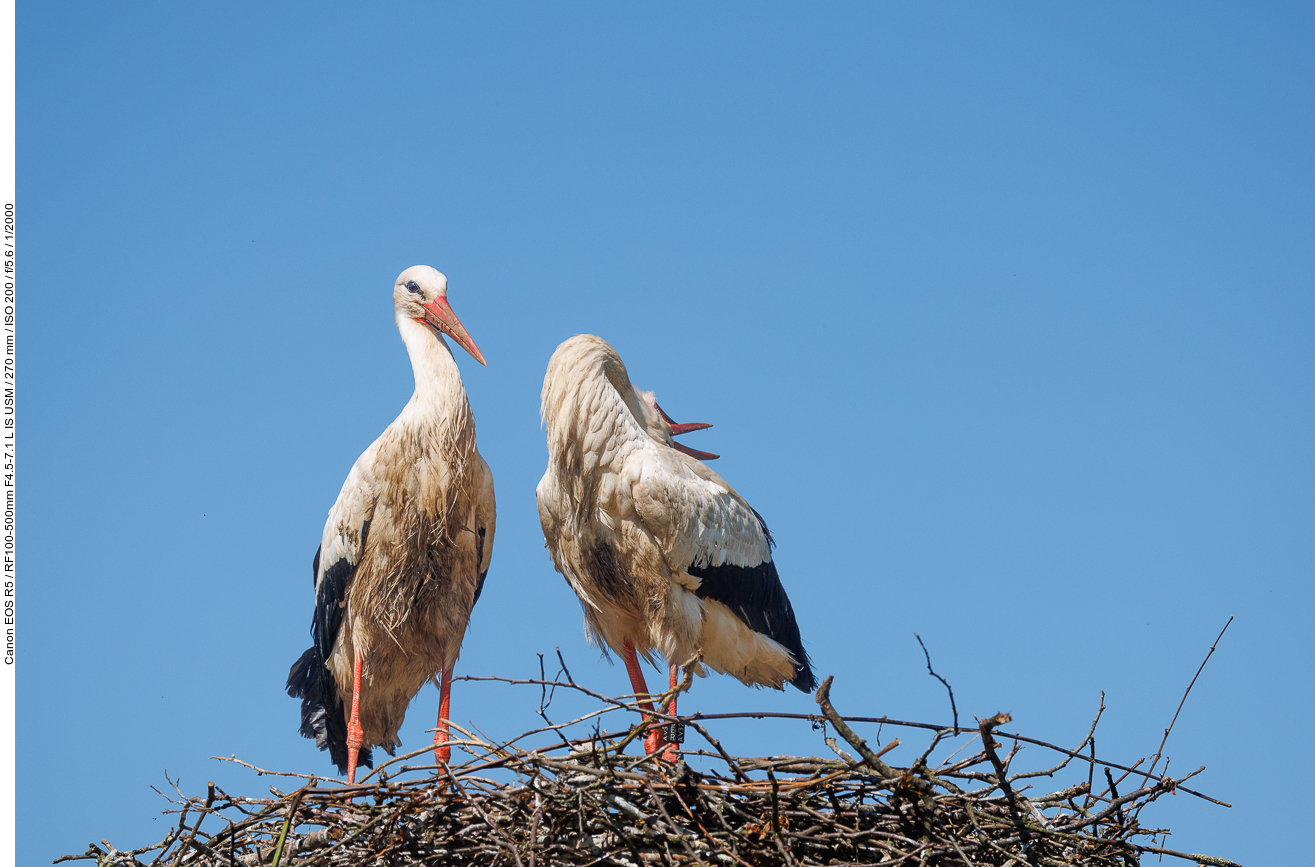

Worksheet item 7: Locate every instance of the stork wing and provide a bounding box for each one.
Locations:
[631,445,771,571]
[286,449,380,772]
[314,455,379,668]
[470,453,496,608]
[631,444,814,691]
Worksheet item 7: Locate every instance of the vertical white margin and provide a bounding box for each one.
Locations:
[0,0,12,864]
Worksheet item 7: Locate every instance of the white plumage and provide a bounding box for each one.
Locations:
[288,266,496,783]
[536,335,813,757]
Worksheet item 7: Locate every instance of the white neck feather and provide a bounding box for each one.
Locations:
[395,313,469,420]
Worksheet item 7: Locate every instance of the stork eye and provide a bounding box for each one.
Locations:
[406,281,422,295]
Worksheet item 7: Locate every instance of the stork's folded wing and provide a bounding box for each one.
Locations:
[631,445,772,575]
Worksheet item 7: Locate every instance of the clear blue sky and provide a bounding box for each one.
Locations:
[20,3,1313,863]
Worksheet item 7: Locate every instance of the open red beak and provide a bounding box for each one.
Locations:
[653,400,719,460]
[421,296,486,366]
[672,441,720,461]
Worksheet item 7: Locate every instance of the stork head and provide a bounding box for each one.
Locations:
[393,265,487,366]
[638,390,719,461]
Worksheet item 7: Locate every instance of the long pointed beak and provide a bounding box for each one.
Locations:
[653,399,717,459]
[654,401,713,436]
[422,296,486,366]
[673,441,720,461]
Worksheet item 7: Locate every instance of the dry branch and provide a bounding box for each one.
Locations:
[61,670,1241,867]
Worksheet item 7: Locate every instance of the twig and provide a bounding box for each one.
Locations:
[1146,616,1233,779]
[814,677,899,782]
[55,661,1236,867]
[268,785,307,867]
[914,633,958,733]
[687,709,1227,805]
[169,781,214,867]
[978,713,1035,862]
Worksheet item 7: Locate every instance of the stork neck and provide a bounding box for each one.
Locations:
[396,314,469,417]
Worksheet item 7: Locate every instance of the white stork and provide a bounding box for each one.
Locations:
[287,266,496,784]
[637,390,720,463]
[536,335,814,760]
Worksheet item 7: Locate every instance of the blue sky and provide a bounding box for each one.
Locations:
[19,3,1313,863]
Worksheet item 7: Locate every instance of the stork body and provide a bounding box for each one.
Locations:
[287,266,495,783]
[536,335,813,758]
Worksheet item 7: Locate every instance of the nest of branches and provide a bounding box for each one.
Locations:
[59,654,1241,867]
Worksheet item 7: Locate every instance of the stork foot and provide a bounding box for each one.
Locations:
[642,726,681,763]
[644,726,664,757]
[433,741,451,765]
[658,665,681,763]
[346,721,364,784]
[346,648,364,785]
[433,732,451,767]
[622,640,668,759]
[434,662,453,768]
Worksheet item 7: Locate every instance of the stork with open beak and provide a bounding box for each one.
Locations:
[287,266,496,784]
[536,335,814,761]
[639,391,720,462]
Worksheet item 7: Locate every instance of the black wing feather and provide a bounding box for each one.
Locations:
[688,557,815,692]
[471,526,490,607]
[286,532,373,775]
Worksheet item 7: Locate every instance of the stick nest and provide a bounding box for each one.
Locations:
[58,665,1241,867]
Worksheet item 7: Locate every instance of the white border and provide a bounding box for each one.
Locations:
[0,2,13,865]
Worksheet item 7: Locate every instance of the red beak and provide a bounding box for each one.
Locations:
[653,400,718,460]
[420,296,486,366]
[672,441,720,461]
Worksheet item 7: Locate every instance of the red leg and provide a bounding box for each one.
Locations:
[346,648,364,785]
[434,661,454,766]
[662,665,680,763]
[622,640,663,756]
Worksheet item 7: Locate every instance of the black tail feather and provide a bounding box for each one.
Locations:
[286,647,372,775]
[689,559,816,693]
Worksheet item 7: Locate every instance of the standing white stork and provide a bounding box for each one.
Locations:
[287,266,496,784]
[536,335,813,760]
